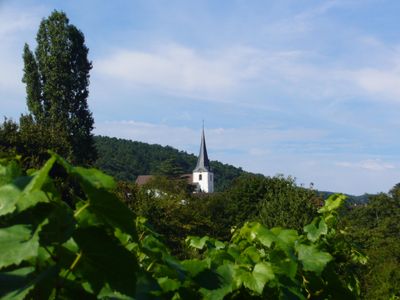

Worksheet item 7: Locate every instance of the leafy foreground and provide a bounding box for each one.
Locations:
[0,154,366,299]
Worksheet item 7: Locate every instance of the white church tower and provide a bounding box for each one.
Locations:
[193,126,214,193]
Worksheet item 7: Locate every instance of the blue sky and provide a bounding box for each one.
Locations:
[1,0,400,195]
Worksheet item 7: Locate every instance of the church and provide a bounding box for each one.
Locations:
[192,127,214,193]
[135,127,214,193]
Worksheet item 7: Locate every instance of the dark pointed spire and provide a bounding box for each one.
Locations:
[194,125,211,172]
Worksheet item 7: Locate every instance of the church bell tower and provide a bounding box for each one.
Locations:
[193,125,214,193]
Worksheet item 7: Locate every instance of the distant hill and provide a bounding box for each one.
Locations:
[94,136,247,192]
[94,136,371,198]
[318,191,371,205]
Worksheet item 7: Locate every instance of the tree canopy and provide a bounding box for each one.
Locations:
[21,10,96,165]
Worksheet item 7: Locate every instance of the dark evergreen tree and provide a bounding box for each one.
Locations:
[22,10,96,164]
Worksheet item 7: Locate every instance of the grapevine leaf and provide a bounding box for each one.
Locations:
[0,155,56,217]
[193,269,222,290]
[239,268,267,295]
[75,190,137,238]
[0,267,35,300]
[16,190,50,213]
[73,166,116,190]
[0,184,20,216]
[187,236,209,249]
[198,265,233,300]
[296,244,332,274]
[98,284,135,299]
[39,202,75,245]
[252,262,275,292]
[0,185,50,218]
[214,240,225,249]
[0,225,39,269]
[318,194,346,214]
[157,277,181,292]
[54,153,136,237]
[247,223,276,247]
[269,249,298,279]
[73,227,138,297]
[24,155,56,192]
[243,246,261,264]
[181,259,209,277]
[272,228,298,250]
[304,218,328,242]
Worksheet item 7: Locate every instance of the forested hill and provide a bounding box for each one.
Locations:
[94,135,247,191]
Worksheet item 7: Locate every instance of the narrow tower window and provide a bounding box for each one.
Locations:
[199,174,202,180]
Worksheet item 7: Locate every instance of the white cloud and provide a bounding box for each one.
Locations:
[349,67,400,101]
[336,159,395,171]
[95,44,263,98]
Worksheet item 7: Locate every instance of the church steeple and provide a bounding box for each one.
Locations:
[192,124,214,193]
[194,125,211,172]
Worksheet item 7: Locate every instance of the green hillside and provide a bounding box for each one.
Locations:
[94,135,246,191]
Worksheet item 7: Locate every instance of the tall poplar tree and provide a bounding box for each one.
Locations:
[22,10,96,164]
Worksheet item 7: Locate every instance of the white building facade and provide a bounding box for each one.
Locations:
[192,127,214,193]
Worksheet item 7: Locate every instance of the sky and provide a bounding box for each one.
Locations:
[1,0,400,195]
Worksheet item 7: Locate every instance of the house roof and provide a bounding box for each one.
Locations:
[135,174,194,186]
[135,175,154,186]
[193,127,211,172]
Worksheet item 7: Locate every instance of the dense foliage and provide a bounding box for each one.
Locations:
[94,136,245,192]
[341,186,400,299]
[0,155,365,299]
[117,173,320,258]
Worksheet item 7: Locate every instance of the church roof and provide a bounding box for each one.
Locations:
[193,128,211,172]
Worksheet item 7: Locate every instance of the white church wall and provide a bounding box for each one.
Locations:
[193,171,214,193]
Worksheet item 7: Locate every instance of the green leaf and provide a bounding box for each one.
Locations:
[296,244,332,274]
[318,194,346,214]
[75,189,137,238]
[73,166,116,190]
[16,190,50,213]
[252,262,275,292]
[304,218,328,242]
[157,277,181,292]
[238,267,267,295]
[186,236,209,250]
[39,202,75,245]
[182,259,209,277]
[24,155,56,192]
[272,228,299,248]
[269,249,298,279]
[243,246,261,264]
[98,284,135,299]
[0,265,59,300]
[246,223,276,248]
[0,225,39,269]
[0,184,20,216]
[0,267,35,300]
[214,240,225,250]
[73,227,138,297]
[0,156,56,217]
[199,263,238,300]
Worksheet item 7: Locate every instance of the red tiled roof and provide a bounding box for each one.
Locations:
[135,174,194,186]
[135,175,154,186]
